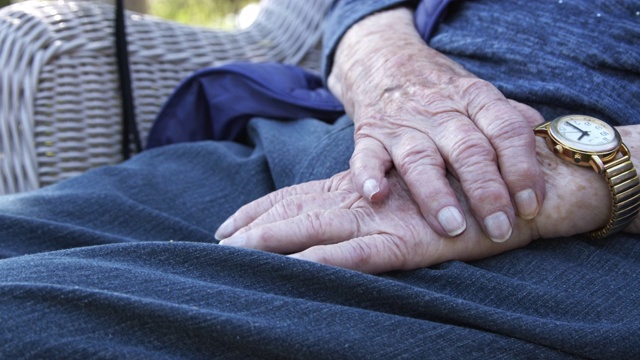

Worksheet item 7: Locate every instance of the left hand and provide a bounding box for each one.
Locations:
[216,170,533,273]
[214,138,611,273]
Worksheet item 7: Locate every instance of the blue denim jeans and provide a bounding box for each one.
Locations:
[1,0,640,358]
[1,115,639,359]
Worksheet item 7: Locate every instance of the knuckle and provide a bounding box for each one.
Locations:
[370,80,467,120]
[300,211,328,237]
[395,139,443,176]
[460,78,498,104]
[385,83,464,119]
[395,151,422,175]
[489,117,534,147]
[467,181,508,205]
[397,156,438,180]
[419,93,466,118]
[353,116,382,135]
[272,198,301,220]
[448,133,496,167]
[284,197,305,212]
[269,186,290,204]
[446,137,510,205]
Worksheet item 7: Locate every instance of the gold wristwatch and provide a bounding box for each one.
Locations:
[534,115,640,239]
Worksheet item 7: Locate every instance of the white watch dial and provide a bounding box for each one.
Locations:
[551,115,620,152]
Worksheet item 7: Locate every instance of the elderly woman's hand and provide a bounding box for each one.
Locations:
[214,135,612,273]
[327,7,546,242]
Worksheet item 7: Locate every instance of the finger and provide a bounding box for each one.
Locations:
[289,234,425,274]
[236,191,359,234]
[464,81,545,221]
[389,131,468,238]
[219,209,363,254]
[432,112,515,242]
[214,176,341,240]
[507,100,546,127]
[504,100,548,218]
[350,134,392,202]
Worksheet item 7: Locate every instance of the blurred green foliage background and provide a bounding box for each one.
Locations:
[0,1,260,30]
[149,0,257,29]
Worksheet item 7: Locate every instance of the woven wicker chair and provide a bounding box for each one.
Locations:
[0,0,331,195]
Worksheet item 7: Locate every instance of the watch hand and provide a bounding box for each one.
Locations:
[567,122,586,133]
[566,121,592,141]
[578,131,591,141]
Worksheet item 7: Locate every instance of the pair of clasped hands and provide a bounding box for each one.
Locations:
[214,8,615,273]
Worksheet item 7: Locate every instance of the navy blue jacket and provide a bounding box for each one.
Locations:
[146,0,455,148]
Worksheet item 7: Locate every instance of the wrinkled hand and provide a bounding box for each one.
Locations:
[214,138,611,274]
[328,7,546,242]
[216,170,531,273]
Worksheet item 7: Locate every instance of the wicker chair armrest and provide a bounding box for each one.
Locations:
[0,0,330,194]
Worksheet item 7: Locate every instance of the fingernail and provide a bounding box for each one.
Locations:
[437,206,466,236]
[515,189,539,220]
[218,234,244,247]
[484,212,512,243]
[363,179,380,201]
[214,218,234,240]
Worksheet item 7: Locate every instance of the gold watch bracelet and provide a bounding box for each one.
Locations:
[588,143,640,239]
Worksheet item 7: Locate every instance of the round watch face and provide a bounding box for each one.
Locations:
[549,115,620,153]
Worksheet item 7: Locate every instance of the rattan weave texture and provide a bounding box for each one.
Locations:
[0,0,330,194]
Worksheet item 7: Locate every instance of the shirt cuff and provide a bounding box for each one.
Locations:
[321,0,417,82]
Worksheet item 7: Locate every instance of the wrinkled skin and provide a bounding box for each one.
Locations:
[215,136,624,273]
[217,169,531,273]
[327,8,546,242]
[214,8,640,274]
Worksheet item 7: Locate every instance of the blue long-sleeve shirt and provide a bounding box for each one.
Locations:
[321,0,418,80]
[320,0,640,127]
[321,0,460,80]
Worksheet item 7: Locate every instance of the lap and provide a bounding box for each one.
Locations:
[1,115,639,358]
[0,235,638,358]
[0,116,353,258]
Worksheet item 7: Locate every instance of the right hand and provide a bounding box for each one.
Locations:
[328,7,546,242]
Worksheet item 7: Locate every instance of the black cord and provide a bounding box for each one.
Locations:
[115,0,142,159]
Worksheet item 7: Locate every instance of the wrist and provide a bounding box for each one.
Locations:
[532,138,610,239]
[328,7,424,112]
[532,125,640,239]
